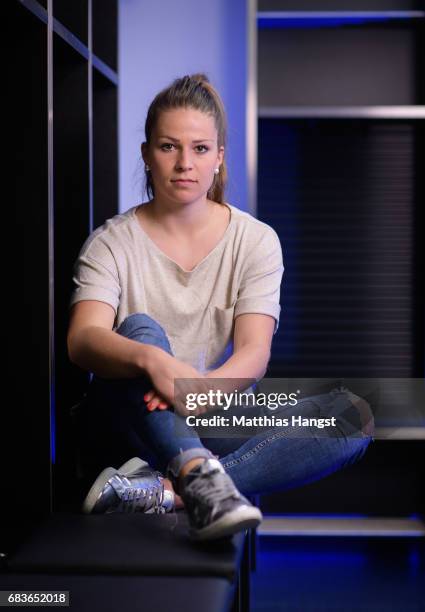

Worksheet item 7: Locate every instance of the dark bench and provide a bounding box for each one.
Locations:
[1,511,252,612]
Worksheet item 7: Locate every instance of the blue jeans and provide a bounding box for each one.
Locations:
[78,313,373,495]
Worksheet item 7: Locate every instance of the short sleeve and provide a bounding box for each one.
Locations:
[234,226,284,334]
[69,235,121,314]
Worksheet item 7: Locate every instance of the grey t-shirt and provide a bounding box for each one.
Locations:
[69,203,284,374]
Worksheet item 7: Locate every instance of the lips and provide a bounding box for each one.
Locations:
[171,179,196,183]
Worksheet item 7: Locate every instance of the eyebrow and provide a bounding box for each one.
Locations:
[158,135,214,143]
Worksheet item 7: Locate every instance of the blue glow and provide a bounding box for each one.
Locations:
[51,381,56,464]
[258,548,368,567]
[258,121,300,359]
[257,13,422,30]
[259,17,390,29]
[408,549,421,577]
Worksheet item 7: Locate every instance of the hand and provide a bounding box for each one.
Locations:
[144,346,208,416]
[143,389,169,412]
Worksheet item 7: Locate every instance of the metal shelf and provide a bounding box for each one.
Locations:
[259,106,425,119]
[53,16,89,61]
[18,0,118,85]
[259,515,425,537]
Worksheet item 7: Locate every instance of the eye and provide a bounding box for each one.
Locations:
[160,143,175,151]
[195,145,209,153]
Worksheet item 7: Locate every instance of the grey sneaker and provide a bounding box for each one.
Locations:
[181,458,262,541]
[82,457,174,515]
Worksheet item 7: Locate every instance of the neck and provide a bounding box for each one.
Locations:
[144,197,216,237]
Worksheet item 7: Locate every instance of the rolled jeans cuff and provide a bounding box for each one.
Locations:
[166,448,215,489]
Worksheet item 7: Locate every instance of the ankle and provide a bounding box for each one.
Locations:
[166,449,214,495]
[162,477,184,509]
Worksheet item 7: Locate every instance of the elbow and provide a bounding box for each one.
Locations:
[257,363,269,382]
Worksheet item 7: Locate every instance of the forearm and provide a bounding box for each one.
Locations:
[68,326,151,379]
[205,344,270,389]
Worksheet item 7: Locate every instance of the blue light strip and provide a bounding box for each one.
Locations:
[258,11,425,30]
[50,380,56,464]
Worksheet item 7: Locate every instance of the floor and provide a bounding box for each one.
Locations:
[251,535,425,611]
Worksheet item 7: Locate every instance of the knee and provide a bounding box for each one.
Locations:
[344,435,372,468]
[356,435,372,463]
[120,313,165,335]
[343,388,375,438]
[116,313,171,352]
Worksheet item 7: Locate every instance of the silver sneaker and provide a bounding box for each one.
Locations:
[82,457,174,515]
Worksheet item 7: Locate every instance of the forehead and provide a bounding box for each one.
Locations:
[154,107,217,138]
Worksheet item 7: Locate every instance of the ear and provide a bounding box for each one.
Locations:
[217,146,224,167]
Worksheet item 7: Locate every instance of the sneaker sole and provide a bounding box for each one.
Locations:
[117,457,149,475]
[82,466,118,514]
[189,506,263,541]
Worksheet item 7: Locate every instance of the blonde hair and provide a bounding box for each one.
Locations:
[144,73,227,203]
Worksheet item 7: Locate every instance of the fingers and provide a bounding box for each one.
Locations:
[144,391,169,411]
[146,395,167,411]
[144,390,154,402]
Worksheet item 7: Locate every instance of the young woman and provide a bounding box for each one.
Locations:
[68,74,374,541]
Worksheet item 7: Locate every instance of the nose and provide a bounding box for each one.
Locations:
[175,147,193,171]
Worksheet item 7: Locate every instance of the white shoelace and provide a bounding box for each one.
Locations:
[185,468,240,506]
[110,474,164,513]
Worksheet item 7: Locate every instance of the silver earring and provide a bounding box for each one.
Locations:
[145,164,150,172]
[214,168,219,175]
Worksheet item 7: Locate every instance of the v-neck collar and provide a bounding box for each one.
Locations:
[131,203,234,274]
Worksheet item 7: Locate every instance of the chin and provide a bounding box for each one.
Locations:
[170,191,206,204]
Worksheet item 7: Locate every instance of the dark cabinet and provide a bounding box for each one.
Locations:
[9,0,118,555]
[256,2,425,516]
